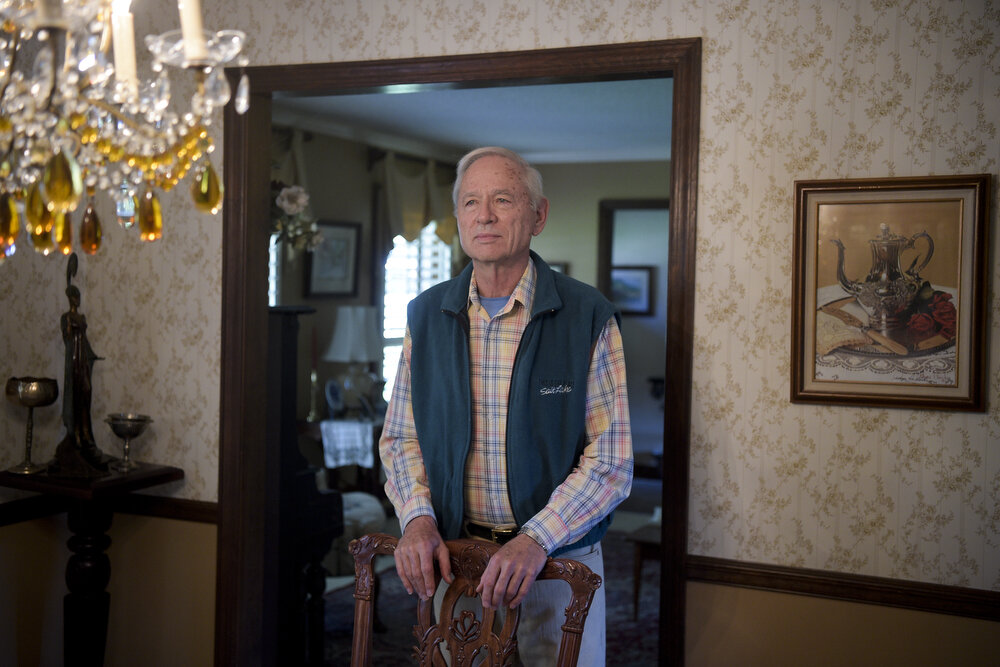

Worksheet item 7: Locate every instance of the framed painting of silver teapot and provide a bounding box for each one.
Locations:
[791,173,991,411]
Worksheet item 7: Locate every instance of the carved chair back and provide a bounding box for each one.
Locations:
[349,532,602,666]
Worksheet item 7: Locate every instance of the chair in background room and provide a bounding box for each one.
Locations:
[348,533,603,667]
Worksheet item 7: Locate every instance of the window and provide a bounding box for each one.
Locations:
[267,233,281,306]
[382,222,452,399]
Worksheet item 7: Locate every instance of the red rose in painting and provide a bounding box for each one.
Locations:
[930,292,953,308]
[930,294,957,338]
[906,291,957,341]
[907,312,937,335]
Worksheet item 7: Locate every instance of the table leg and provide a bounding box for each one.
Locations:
[64,501,113,667]
[304,559,326,667]
[633,542,642,621]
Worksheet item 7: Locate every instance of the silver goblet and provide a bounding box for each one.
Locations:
[5,377,59,475]
[105,413,153,473]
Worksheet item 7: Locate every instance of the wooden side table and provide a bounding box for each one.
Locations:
[298,418,385,498]
[624,522,662,620]
[0,463,183,667]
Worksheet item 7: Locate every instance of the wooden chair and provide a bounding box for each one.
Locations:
[349,533,603,666]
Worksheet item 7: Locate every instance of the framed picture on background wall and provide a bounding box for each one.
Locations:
[791,174,991,411]
[610,265,655,315]
[305,221,361,297]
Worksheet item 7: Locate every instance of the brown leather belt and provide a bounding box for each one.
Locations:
[463,521,518,545]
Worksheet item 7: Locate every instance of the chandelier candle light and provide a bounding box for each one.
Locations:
[0,0,250,263]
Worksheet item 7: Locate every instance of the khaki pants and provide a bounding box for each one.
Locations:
[433,542,605,667]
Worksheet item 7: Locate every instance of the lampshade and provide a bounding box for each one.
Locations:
[323,306,382,363]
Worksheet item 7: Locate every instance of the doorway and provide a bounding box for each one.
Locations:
[218,39,700,666]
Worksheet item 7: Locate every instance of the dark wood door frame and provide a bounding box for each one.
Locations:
[219,39,700,666]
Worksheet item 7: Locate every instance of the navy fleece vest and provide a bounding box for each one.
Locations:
[407,252,619,556]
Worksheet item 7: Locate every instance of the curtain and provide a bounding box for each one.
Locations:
[270,126,310,190]
[374,152,458,246]
[426,160,457,244]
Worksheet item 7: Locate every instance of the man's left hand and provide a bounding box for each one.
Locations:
[476,534,547,609]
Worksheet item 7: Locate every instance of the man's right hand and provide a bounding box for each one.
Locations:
[394,515,453,600]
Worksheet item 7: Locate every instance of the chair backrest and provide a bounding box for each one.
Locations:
[349,532,602,667]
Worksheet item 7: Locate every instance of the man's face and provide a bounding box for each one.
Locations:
[456,155,547,268]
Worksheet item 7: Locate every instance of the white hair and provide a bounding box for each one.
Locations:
[452,146,545,212]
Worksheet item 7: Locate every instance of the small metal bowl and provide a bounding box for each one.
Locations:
[6,377,59,408]
[105,413,154,440]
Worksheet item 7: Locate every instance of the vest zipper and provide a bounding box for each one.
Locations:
[504,307,556,526]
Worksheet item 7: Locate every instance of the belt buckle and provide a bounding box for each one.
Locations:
[491,527,516,544]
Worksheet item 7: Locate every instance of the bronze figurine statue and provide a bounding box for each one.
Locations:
[49,253,111,477]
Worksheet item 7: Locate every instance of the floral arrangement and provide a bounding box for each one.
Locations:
[906,287,956,342]
[270,182,323,251]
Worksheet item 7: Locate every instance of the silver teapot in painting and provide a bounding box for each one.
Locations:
[830,223,934,331]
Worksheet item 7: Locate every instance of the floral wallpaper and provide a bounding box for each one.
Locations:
[0,0,996,591]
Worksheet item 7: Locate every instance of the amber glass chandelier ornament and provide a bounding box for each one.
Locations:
[53,210,72,254]
[30,219,55,254]
[0,190,18,261]
[78,190,101,254]
[0,0,250,263]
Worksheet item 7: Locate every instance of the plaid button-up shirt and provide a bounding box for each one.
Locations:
[379,260,633,554]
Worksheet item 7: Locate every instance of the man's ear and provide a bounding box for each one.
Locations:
[533,198,549,236]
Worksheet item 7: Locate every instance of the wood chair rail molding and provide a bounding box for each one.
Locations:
[219,38,701,666]
[687,555,1000,623]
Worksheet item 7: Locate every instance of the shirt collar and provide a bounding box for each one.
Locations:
[468,259,537,315]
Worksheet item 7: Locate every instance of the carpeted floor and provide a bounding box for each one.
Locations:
[324,524,661,665]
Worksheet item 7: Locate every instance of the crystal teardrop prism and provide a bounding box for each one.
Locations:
[191,162,222,214]
[53,211,72,255]
[0,42,11,81]
[137,189,162,242]
[203,67,231,107]
[235,73,249,114]
[29,42,54,100]
[79,202,102,254]
[0,191,19,257]
[151,70,171,112]
[116,184,135,228]
[73,32,113,85]
[41,151,83,213]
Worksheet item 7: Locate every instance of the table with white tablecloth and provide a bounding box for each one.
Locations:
[318,419,383,496]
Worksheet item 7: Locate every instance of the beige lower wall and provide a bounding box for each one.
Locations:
[0,514,216,667]
[687,581,1000,667]
[0,515,65,666]
[6,515,999,666]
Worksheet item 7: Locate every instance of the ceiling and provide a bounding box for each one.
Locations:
[272,78,672,164]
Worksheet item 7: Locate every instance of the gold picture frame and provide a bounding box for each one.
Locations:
[791,174,991,411]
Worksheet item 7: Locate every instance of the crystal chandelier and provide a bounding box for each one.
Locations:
[0,0,249,262]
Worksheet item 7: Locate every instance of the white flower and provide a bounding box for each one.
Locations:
[271,184,322,254]
[275,185,309,216]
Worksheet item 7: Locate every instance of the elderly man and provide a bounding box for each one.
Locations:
[379,146,632,665]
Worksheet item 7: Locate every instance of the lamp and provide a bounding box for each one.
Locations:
[323,305,382,418]
[0,0,250,262]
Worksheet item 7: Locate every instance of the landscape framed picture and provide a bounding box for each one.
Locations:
[610,265,655,316]
[791,174,991,411]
